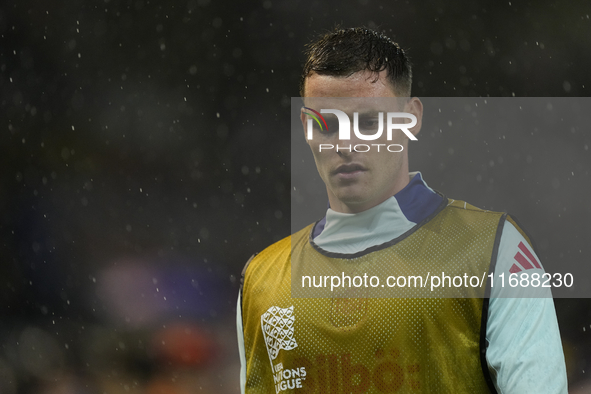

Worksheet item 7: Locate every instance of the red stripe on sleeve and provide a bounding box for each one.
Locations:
[509,263,522,273]
[518,241,541,269]
[514,251,534,270]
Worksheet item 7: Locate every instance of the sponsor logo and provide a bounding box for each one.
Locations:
[292,349,420,393]
[509,241,541,273]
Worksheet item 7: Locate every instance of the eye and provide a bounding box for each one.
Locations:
[322,119,339,134]
[310,118,337,134]
[358,117,380,129]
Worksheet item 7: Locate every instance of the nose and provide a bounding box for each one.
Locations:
[333,122,367,157]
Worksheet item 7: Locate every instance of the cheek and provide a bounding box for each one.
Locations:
[389,132,411,146]
[311,149,331,172]
[376,153,401,172]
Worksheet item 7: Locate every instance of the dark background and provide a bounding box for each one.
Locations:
[1,0,590,393]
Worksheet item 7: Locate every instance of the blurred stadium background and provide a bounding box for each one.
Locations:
[1,0,590,392]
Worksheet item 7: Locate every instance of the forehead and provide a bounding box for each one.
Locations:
[303,70,397,98]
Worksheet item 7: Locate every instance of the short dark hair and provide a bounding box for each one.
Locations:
[300,27,412,97]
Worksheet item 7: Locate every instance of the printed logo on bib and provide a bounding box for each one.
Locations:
[293,348,420,393]
[261,306,307,392]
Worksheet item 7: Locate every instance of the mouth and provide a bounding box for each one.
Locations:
[333,163,367,176]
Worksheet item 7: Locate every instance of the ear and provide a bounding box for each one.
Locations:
[404,97,423,138]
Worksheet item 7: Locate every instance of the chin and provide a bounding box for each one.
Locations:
[333,187,365,200]
[335,194,372,208]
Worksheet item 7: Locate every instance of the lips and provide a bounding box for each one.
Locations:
[333,163,367,175]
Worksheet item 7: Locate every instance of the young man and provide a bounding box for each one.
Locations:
[237,28,567,393]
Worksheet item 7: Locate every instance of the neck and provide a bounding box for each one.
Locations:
[312,172,445,254]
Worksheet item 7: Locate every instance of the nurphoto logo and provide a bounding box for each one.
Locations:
[303,107,417,153]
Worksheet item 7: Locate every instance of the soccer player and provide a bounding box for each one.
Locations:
[237,27,567,393]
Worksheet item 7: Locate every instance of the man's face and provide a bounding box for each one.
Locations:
[301,70,422,213]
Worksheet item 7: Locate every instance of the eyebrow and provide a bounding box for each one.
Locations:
[353,110,387,117]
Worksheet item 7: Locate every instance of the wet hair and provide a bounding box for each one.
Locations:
[300,27,412,97]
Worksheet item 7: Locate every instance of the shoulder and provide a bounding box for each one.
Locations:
[241,224,314,279]
[442,200,539,241]
[497,216,542,274]
[444,198,505,220]
[443,201,541,273]
[502,215,537,250]
[491,214,549,298]
[438,199,507,234]
[445,198,504,218]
